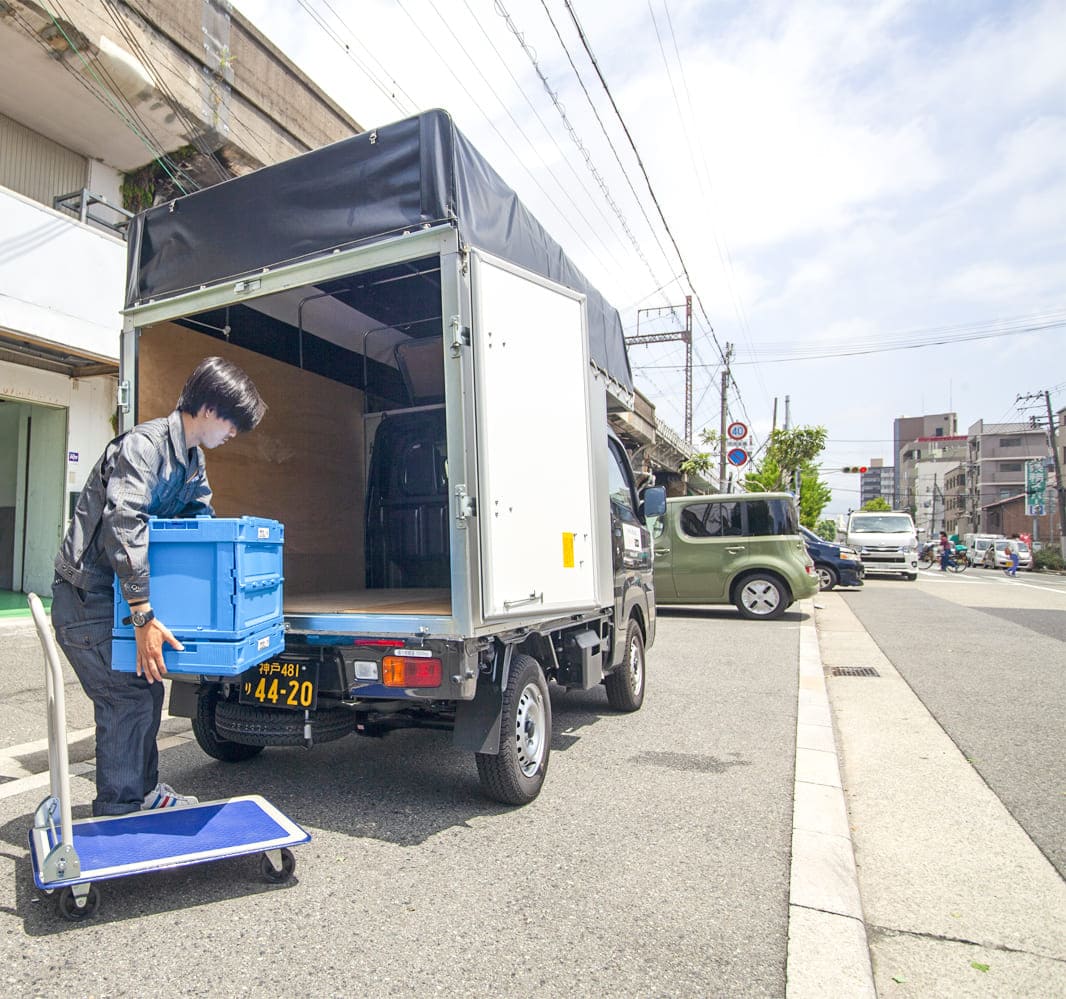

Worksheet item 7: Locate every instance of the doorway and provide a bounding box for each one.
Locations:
[0,397,67,597]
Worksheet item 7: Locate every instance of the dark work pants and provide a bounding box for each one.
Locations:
[51,577,164,816]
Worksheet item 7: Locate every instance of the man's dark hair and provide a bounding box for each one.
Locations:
[177,357,267,433]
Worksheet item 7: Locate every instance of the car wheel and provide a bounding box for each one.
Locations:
[815,565,837,591]
[604,617,645,712]
[735,573,788,620]
[475,654,551,805]
[906,573,918,581]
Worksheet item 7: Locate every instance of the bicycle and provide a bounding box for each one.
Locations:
[918,547,969,572]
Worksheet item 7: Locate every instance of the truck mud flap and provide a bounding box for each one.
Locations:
[452,680,503,755]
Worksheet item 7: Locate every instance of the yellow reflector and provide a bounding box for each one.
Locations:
[562,532,575,568]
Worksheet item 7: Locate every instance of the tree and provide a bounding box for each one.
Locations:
[798,463,832,528]
[816,519,838,542]
[679,429,722,478]
[862,496,892,511]
[744,455,784,492]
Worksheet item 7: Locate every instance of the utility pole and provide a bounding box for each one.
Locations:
[718,342,733,491]
[1044,391,1066,556]
[1017,390,1066,556]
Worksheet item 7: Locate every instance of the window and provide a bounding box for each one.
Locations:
[607,441,640,527]
[678,501,742,538]
[999,462,1022,472]
[999,437,1021,448]
[745,497,798,535]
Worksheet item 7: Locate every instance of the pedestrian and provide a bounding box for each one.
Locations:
[52,357,266,816]
[1004,542,1020,577]
[938,530,951,571]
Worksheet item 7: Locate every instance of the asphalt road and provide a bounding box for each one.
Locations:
[0,605,805,997]
[839,567,1066,879]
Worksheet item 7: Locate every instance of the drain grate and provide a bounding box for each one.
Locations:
[831,666,880,677]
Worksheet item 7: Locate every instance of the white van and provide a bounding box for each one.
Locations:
[962,533,1005,568]
[845,511,919,580]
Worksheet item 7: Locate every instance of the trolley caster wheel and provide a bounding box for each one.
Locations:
[259,848,296,884]
[56,884,100,921]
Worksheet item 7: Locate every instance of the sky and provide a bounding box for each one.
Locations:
[234,0,1066,514]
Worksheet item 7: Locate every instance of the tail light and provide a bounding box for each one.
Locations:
[382,655,443,687]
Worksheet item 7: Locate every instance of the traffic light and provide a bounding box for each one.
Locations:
[842,466,868,473]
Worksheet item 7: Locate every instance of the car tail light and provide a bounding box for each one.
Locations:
[382,655,442,687]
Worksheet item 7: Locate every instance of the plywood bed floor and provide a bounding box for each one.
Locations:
[284,588,451,616]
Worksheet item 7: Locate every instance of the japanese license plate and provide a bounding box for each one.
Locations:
[239,659,319,711]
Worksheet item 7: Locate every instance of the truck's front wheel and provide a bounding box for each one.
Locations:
[605,618,645,712]
[192,688,265,762]
[475,655,551,805]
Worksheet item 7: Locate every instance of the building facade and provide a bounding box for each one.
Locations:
[892,413,957,508]
[0,0,361,594]
[963,420,1050,535]
[859,460,893,507]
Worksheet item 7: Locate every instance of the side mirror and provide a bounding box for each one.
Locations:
[641,486,666,520]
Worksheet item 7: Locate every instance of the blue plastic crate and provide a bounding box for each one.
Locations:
[114,516,284,641]
[111,621,285,675]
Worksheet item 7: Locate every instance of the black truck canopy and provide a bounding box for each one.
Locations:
[125,109,633,394]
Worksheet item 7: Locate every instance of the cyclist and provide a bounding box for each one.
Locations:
[938,531,952,571]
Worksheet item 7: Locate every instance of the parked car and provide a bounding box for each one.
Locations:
[964,533,1004,567]
[799,526,865,590]
[651,493,820,619]
[982,539,1032,571]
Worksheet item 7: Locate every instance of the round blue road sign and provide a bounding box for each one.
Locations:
[727,447,749,467]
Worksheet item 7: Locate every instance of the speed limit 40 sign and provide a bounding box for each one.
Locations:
[727,421,748,441]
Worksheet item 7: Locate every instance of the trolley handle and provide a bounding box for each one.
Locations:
[27,593,75,850]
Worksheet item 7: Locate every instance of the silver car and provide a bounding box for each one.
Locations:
[982,539,1032,571]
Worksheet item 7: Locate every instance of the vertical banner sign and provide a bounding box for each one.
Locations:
[1025,459,1047,516]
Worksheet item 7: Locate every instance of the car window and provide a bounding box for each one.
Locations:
[745,498,798,536]
[678,501,743,538]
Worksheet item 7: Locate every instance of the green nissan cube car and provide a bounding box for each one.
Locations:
[650,492,820,619]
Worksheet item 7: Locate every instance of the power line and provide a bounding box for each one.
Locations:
[632,311,1066,368]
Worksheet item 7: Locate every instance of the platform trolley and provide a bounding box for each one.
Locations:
[26,593,310,920]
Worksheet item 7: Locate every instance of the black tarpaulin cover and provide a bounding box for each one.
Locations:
[125,109,633,393]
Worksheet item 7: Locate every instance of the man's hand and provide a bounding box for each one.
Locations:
[134,616,184,683]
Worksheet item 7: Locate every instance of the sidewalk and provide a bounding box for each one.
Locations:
[813,591,1066,997]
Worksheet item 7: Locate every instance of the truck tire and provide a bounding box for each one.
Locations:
[734,573,788,620]
[192,689,265,762]
[475,654,551,805]
[214,701,355,747]
[605,618,645,712]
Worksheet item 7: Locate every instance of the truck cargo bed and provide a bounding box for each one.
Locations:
[283,588,450,616]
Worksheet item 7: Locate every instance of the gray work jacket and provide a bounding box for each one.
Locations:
[54,411,213,602]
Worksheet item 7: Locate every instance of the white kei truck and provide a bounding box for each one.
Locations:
[119,110,666,805]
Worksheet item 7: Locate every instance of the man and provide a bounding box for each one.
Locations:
[938,530,951,571]
[52,357,266,816]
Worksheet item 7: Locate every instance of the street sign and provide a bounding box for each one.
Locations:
[726,421,748,441]
[727,447,749,467]
[1025,459,1047,516]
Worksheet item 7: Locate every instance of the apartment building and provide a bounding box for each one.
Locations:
[859,459,893,507]
[892,413,957,507]
[0,0,360,595]
[961,420,1051,535]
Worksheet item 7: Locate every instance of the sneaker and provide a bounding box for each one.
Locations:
[142,782,199,809]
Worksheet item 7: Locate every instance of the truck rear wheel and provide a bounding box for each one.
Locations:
[192,688,265,762]
[605,618,645,712]
[475,655,551,805]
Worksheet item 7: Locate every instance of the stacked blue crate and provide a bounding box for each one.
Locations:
[112,516,284,675]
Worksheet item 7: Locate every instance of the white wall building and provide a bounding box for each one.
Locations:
[0,0,360,596]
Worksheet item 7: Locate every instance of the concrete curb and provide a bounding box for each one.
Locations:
[785,599,876,998]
